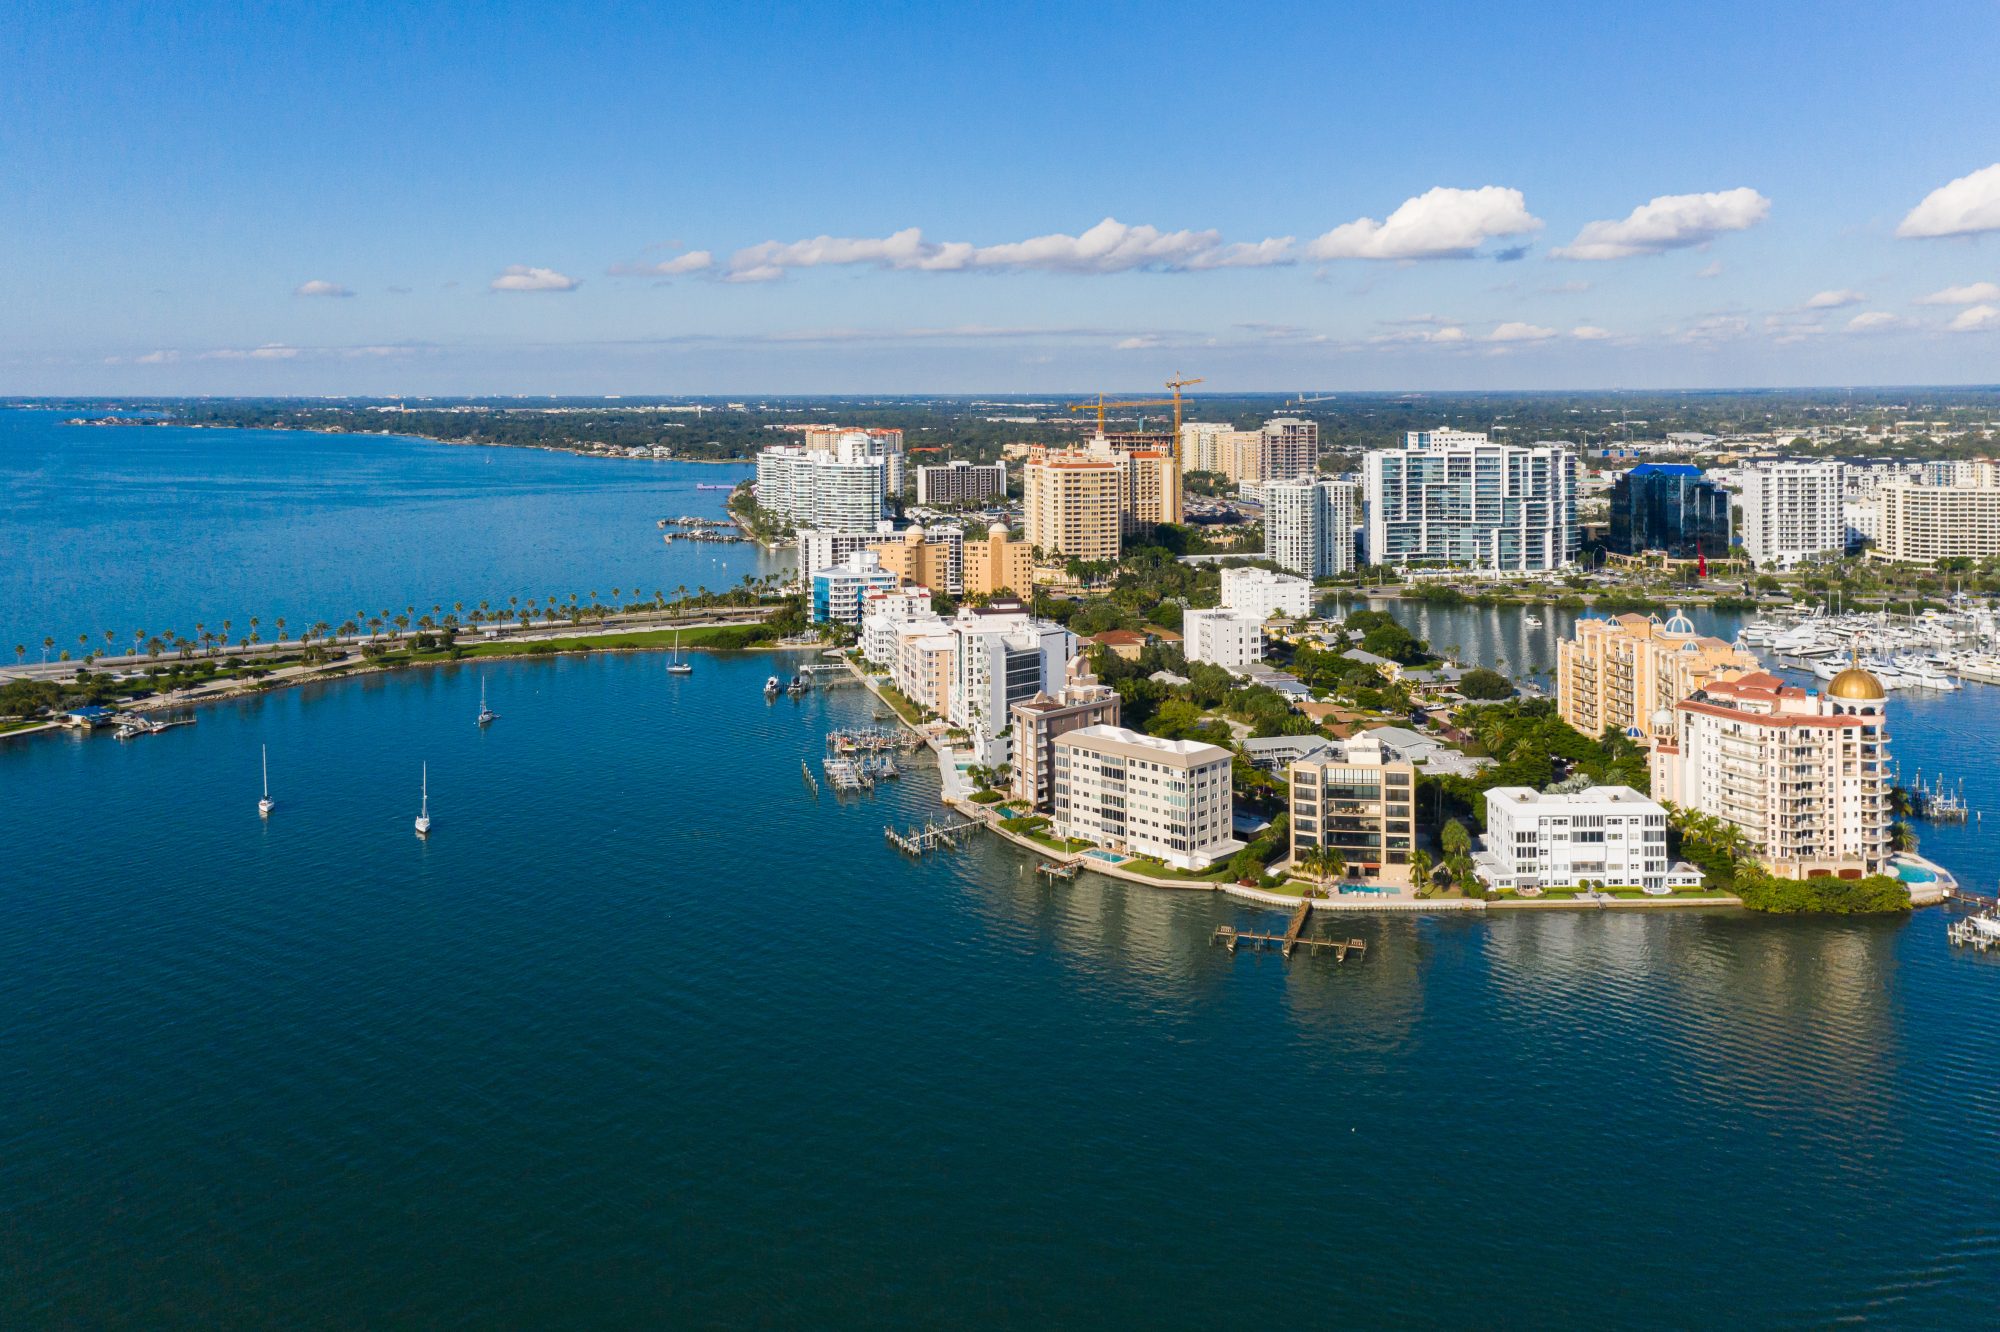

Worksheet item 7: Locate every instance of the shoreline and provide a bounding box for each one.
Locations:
[62,416,760,466]
[833,654,1760,915]
[1,618,818,747]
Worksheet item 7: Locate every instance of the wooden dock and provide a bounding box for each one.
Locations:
[801,758,819,796]
[1038,856,1085,881]
[885,818,983,857]
[1212,920,1368,962]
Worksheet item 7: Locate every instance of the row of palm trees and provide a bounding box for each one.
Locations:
[12,573,798,670]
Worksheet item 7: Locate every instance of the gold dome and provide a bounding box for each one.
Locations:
[1828,666,1886,700]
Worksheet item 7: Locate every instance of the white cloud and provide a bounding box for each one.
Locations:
[1897,163,2000,239]
[200,343,302,360]
[608,250,713,278]
[1845,311,1905,332]
[294,279,353,298]
[1949,304,2000,332]
[1305,186,1541,261]
[490,265,580,292]
[1489,321,1557,342]
[1369,323,1468,345]
[1917,281,2000,305]
[1570,325,1613,340]
[1115,335,1162,350]
[722,218,1295,280]
[1695,260,1724,279]
[136,349,179,364]
[1553,188,1770,260]
[1672,315,1751,345]
[1804,289,1865,309]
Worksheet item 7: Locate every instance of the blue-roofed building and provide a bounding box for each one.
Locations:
[1608,463,1732,559]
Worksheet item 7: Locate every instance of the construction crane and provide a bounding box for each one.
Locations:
[1066,394,1177,434]
[1164,374,1203,444]
[1289,391,1336,406]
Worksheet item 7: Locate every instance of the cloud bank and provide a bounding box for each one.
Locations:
[1898,163,2000,239]
[491,265,580,292]
[1553,189,1770,260]
[294,279,353,298]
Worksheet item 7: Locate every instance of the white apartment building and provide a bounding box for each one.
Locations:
[890,622,956,718]
[810,551,900,625]
[755,438,890,531]
[1183,607,1265,670]
[1872,479,2000,563]
[915,460,1007,508]
[1220,566,1312,620]
[1650,668,1892,878]
[858,589,941,666]
[1264,477,1359,577]
[1477,786,1694,893]
[1737,460,1844,569]
[797,523,895,591]
[946,604,1077,737]
[1362,432,1579,570]
[1051,724,1239,870]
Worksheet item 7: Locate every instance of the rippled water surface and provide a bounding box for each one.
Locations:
[4,649,1998,1328]
[0,407,772,654]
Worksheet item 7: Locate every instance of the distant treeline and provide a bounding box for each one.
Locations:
[25,387,2000,464]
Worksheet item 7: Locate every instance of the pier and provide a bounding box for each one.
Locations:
[1211,910,1369,962]
[1038,855,1085,881]
[801,758,818,795]
[884,818,983,857]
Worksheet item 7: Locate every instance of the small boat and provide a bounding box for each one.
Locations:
[1523,615,1543,627]
[764,675,782,695]
[477,675,498,726]
[667,629,693,675]
[258,744,275,818]
[786,672,807,695]
[415,762,432,837]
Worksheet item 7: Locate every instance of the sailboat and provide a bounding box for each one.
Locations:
[477,675,498,725]
[667,628,693,675]
[415,762,432,837]
[258,744,275,818]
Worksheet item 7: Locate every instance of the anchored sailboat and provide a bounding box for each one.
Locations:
[667,628,693,675]
[415,762,432,837]
[258,744,275,818]
[477,675,498,726]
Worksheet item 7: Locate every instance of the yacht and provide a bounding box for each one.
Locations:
[667,629,693,675]
[477,675,498,726]
[415,762,432,837]
[258,744,275,818]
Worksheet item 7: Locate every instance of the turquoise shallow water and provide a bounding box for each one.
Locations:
[0,408,775,656]
[4,422,2000,1326]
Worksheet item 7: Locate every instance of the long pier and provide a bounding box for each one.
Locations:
[1212,917,1368,962]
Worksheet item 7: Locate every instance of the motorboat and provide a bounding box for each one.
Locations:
[764,675,782,695]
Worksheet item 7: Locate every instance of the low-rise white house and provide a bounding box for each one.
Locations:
[1476,785,1700,893]
[1183,607,1265,670]
[1220,566,1313,620]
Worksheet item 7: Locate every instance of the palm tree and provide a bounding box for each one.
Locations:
[1408,849,1434,897]
[42,635,53,664]
[13,644,23,665]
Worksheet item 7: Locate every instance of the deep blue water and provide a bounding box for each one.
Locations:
[0,407,778,656]
[3,426,1999,1326]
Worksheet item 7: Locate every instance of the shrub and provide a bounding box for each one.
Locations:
[1735,870,1911,914]
[969,790,1002,805]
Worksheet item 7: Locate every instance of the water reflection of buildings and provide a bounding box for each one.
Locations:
[1481,912,1905,1137]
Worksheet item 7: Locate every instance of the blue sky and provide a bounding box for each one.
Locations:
[6,0,2000,394]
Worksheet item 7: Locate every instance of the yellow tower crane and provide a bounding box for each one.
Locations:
[1066,394,1178,435]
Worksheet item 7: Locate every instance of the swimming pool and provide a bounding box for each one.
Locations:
[1084,850,1125,863]
[1895,862,1938,884]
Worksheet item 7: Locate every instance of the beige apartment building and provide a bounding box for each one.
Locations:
[1009,673,1122,810]
[963,525,1033,598]
[1557,612,1758,745]
[1052,725,1238,870]
[868,526,962,597]
[1022,455,1123,562]
[1118,448,1183,531]
[1287,734,1417,878]
[1650,668,1893,878]
[1872,480,2000,564]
